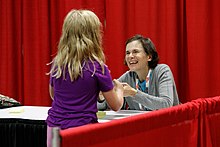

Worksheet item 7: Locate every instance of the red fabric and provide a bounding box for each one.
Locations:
[185,0,220,101]
[193,96,220,147]
[0,0,23,103]
[206,112,220,147]
[60,102,200,147]
[60,96,220,147]
[206,97,220,147]
[0,0,105,106]
[1,0,220,105]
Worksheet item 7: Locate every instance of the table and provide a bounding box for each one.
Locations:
[98,110,146,123]
[0,106,147,147]
[0,106,50,147]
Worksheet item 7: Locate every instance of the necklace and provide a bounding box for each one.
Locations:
[135,69,152,110]
[136,69,152,93]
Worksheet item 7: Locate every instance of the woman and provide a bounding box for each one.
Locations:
[119,34,180,110]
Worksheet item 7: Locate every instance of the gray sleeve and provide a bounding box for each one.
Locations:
[97,100,108,110]
[132,64,176,110]
[134,90,172,110]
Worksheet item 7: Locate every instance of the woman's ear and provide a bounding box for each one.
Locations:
[147,55,152,61]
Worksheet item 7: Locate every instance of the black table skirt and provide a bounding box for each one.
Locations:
[0,118,47,147]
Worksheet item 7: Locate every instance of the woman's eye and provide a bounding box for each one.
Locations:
[132,50,140,54]
[133,50,138,53]
[126,50,140,55]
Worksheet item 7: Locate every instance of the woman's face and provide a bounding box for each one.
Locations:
[125,40,151,72]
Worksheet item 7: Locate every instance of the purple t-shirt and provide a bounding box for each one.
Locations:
[46,61,113,129]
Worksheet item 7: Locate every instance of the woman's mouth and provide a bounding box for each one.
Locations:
[129,61,138,65]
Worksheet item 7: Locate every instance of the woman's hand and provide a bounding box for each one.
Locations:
[121,83,137,97]
[101,79,124,111]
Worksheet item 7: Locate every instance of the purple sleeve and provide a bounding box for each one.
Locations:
[95,65,114,92]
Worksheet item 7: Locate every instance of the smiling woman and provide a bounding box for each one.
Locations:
[125,40,152,82]
[118,34,180,110]
[98,34,180,111]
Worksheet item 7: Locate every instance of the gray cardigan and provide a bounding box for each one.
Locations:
[118,64,179,110]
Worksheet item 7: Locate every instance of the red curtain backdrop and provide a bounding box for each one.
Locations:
[0,0,220,106]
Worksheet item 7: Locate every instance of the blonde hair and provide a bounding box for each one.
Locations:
[49,9,105,81]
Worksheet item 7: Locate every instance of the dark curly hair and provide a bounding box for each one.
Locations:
[125,34,159,69]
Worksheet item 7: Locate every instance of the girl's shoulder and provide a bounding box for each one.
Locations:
[85,60,106,68]
[84,60,108,74]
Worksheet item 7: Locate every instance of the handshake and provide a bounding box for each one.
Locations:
[113,79,137,97]
[97,79,137,110]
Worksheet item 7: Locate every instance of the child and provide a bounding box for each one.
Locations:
[46,9,124,146]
